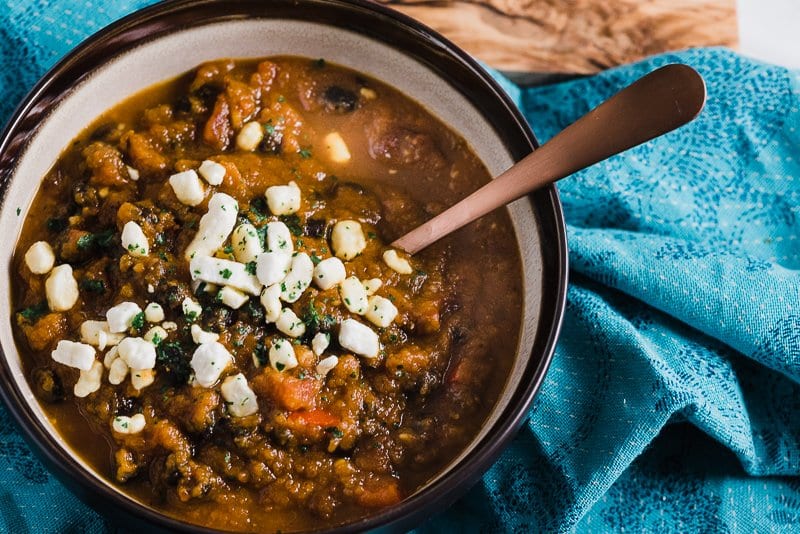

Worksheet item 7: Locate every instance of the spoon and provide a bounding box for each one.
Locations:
[391,63,706,254]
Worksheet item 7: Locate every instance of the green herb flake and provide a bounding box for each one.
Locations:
[310,253,322,265]
[18,302,48,323]
[219,268,233,280]
[130,312,145,331]
[80,279,106,294]
[298,147,312,159]
[325,426,344,439]
[279,214,303,236]
[245,261,257,275]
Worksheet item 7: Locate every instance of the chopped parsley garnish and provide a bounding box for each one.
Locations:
[275,362,285,372]
[130,312,145,332]
[249,197,269,223]
[156,341,191,385]
[18,302,48,322]
[76,228,115,251]
[223,245,233,255]
[279,214,303,236]
[79,279,106,294]
[298,147,312,159]
[219,268,233,280]
[325,426,344,439]
[310,253,322,265]
[155,232,166,246]
[245,261,257,275]
[253,338,268,366]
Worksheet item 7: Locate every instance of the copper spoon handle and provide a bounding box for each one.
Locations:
[392,64,706,254]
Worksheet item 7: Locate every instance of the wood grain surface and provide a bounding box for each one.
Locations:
[379,0,738,73]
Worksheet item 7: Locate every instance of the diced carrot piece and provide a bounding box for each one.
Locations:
[356,479,402,508]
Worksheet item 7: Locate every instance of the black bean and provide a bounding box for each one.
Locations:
[304,218,327,238]
[322,86,358,113]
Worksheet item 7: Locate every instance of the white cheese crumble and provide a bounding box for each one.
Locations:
[106,301,143,333]
[190,341,233,387]
[365,295,399,328]
[219,286,249,309]
[276,308,306,338]
[112,413,145,434]
[182,297,203,321]
[189,255,262,295]
[260,284,282,323]
[340,276,368,315]
[121,221,149,257]
[51,340,95,370]
[383,249,413,274]
[280,253,314,303]
[338,318,380,358]
[198,159,226,185]
[191,324,219,345]
[45,264,79,311]
[221,373,259,417]
[144,302,164,323]
[313,257,346,290]
[269,337,298,372]
[312,332,330,356]
[231,223,262,263]
[118,337,157,370]
[169,169,205,207]
[256,251,292,287]
[74,360,103,398]
[162,321,178,331]
[323,132,351,163]
[236,121,264,151]
[184,192,238,261]
[103,346,120,369]
[265,221,293,253]
[316,355,339,377]
[362,278,382,295]
[265,181,301,216]
[147,284,155,294]
[108,356,129,385]
[24,241,55,274]
[131,368,156,390]
[144,326,168,345]
[331,220,367,260]
[127,166,140,181]
[80,320,124,350]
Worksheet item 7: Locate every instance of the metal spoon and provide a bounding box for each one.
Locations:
[392,64,706,254]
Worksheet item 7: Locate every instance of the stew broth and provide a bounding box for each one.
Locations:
[12,56,522,531]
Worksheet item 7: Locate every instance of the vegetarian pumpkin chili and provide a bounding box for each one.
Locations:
[12,56,522,531]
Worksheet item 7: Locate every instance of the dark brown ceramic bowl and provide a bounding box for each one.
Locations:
[0,0,567,531]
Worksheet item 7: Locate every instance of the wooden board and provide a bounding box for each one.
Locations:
[379,0,738,73]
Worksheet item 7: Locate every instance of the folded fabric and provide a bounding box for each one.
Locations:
[2,2,800,532]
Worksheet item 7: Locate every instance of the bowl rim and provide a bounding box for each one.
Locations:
[0,0,568,532]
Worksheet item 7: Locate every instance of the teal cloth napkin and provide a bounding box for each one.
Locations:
[3,1,800,532]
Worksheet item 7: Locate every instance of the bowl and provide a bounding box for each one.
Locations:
[0,0,567,531]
